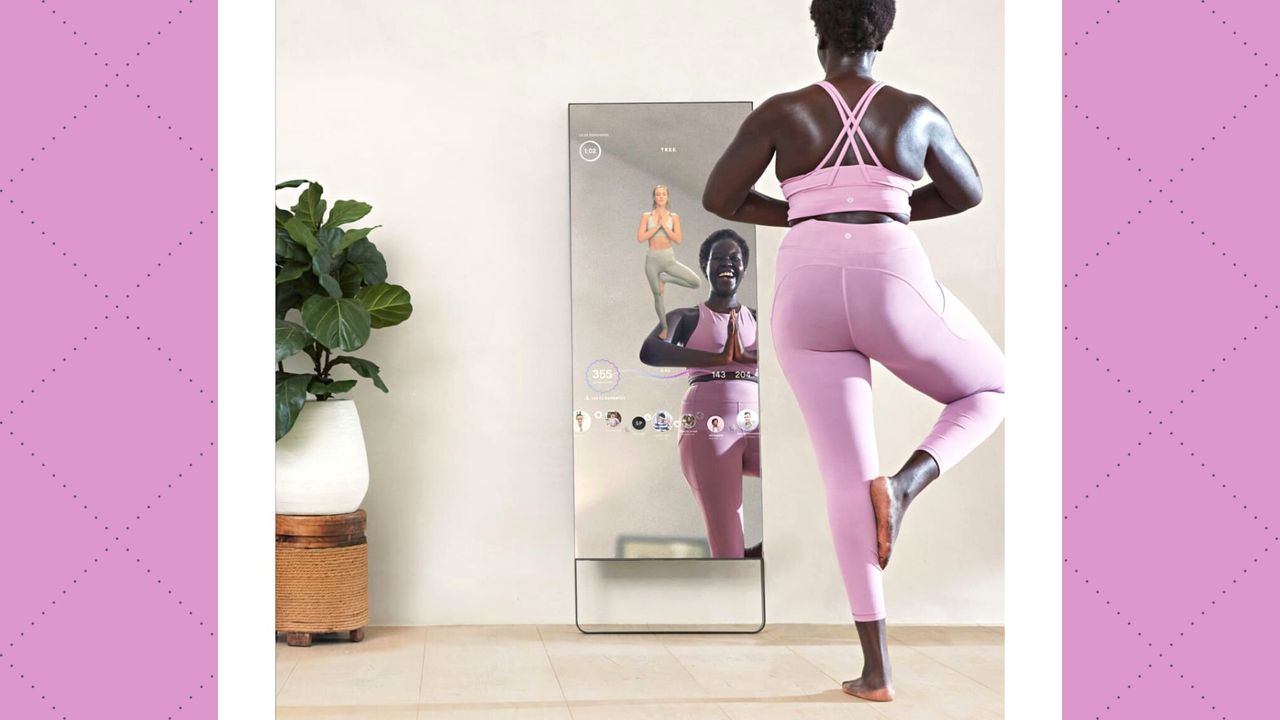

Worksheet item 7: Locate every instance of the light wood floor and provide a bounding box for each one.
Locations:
[276,624,1003,719]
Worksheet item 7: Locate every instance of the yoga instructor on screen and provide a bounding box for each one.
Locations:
[637,184,701,339]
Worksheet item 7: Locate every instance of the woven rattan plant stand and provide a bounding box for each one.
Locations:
[276,509,368,647]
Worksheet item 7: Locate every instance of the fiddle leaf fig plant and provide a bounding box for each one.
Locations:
[275,179,413,440]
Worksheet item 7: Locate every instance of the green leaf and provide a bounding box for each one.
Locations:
[276,207,293,225]
[276,227,309,262]
[276,373,313,440]
[356,283,413,328]
[345,238,388,285]
[276,179,310,189]
[311,247,333,276]
[359,284,413,329]
[332,356,388,392]
[311,226,344,277]
[292,182,326,229]
[317,226,344,252]
[338,263,363,297]
[276,283,302,319]
[308,378,357,397]
[284,216,319,255]
[316,226,344,259]
[275,262,308,284]
[336,225,380,253]
[275,320,310,362]
[324,200,372,228]
[301,295,371,351]
[317,273,342,299]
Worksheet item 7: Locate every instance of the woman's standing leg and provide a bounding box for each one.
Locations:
[644,252,668,334]
[773,256,895,700]
[677,425,746,558]
[772,343,884,620]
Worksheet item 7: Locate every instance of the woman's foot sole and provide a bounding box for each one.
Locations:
[842,679,895,702]
[869,476,895,569]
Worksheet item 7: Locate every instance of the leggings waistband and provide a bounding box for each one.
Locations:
[781,219,921,254]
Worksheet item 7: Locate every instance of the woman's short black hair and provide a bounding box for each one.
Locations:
[810,0,896,54]
[699,229,750,275]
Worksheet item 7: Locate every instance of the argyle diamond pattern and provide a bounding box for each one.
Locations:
[1065,1,1280,718]
[0,1,216,718]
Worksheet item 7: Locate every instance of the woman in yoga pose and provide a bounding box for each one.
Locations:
[639,229,760,559]
[702,0,1005,701]
[637,184,702,339]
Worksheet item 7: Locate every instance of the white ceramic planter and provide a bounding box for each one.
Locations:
[276,398,370,515]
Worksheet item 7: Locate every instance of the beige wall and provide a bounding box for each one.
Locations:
[277,0,1004,625]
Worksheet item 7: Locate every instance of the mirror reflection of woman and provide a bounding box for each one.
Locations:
[637,185,701,339]
[701,0,1005,702]
[639,229,760,559]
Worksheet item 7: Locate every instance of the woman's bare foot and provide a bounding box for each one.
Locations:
[870,451,942,569]
[841,676,895,702]
[658,328,668,340]
[869,476,897,569]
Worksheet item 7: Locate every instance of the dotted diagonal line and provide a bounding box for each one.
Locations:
[1063,94,1276,293]
[2,655,69,719]
[1063,0,1123,57]
[4,5,216,715]
[1064,565,1158,718]
[0,442,218,652]
[1062,326,1275,531]
[1064,336,1278,718]
[0,206,217,421]
[1065,1,1279,288]
[1197,0,1278,74]
[7,0,207,190]
[1066,1,1280,715]
[0,448,218,716]
[1068,476,1275,720]
[1153,536,1276,720]
[25,0,213,181]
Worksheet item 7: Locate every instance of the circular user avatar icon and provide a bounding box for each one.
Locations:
[680,413,697,430]
[653,410,672,433]
[736,408,759,432]
[605,411,622,430]
[706,415,725,433]
[579,140,602,162]
[631,416,647,431]
[573,410,591,433]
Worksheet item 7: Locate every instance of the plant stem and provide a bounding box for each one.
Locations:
[308,342,324,377]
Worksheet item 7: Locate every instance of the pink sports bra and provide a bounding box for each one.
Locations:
[780,80,915,222]
[686,303,758,380]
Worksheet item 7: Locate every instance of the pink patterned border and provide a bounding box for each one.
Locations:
[0,1,216,717]
[1064,1,1278,717]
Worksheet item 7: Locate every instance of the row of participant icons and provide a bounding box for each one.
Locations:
[573,409,759,434]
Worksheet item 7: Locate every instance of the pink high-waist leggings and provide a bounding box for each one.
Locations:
[771,221,1005,621]
[677,379,761,557]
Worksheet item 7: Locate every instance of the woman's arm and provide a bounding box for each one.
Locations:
[732,308,759,365]
[702,98,791,227]
[908,100,983,221]
[669,213,683,244]
[639,309,731,368]
[637,212,664,243]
